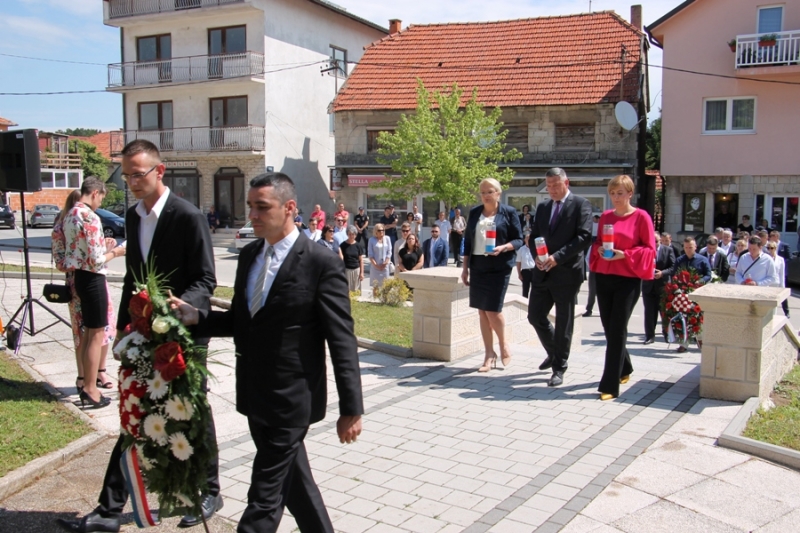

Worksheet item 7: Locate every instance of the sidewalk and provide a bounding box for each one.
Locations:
[1,277,799,532]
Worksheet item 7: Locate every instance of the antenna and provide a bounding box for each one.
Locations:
[614,101,638,130]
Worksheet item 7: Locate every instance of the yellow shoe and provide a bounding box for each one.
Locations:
[619,375,630,384]
[600,393,616,401]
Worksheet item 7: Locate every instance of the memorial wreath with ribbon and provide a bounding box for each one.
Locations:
[661,267,705,345]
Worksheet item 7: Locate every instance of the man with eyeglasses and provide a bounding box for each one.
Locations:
[57,140,221,532]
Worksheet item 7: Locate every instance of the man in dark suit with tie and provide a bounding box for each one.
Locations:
[528,168,593,387]
[171,172,363,533]
[642,231,676,344]
[422,225,449,268]
[699,235,730,282]
[57,140,221,532]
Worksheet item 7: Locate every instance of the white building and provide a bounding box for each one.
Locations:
[104,0,386,227]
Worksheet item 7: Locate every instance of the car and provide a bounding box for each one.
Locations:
[104,203,127,216]
[95,208,126,238]
[28,204,60,228]
[0,205,16,229]
[234,221,255,251]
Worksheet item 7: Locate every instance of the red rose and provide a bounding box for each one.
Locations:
[130,290,153,322]
[132,317,151,338]
[154,341,187,381]
[666,302,672,309]
[667,294,674,302]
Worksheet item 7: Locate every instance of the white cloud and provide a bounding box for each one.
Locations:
[4,15,73,42]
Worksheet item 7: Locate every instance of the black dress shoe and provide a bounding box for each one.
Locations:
[178,494,223,528]
[582,310,593,317]
[548,372,563,387]
[538,357,553,371]
[643,338,655,345]
[56,512,120,533]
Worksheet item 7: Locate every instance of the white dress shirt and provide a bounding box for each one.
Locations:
[135,187,171,259]
[550,190,571,224]
[247,228,300,309]
[735,252,778,286]
[303,228,321,242]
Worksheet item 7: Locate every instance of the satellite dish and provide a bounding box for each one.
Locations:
[615,101,638,131]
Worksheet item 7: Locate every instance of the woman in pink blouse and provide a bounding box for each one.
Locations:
[589,175,656,401]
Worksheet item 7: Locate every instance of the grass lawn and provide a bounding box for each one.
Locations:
[743,363,800,452]
[211,289,413,348]
[0,264,59,274]
[0,352,91,477]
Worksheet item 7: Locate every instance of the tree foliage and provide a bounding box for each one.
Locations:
[69,139,110,181]
[56,128,100,137]
[375,80,522,209]
[645,113,661,171]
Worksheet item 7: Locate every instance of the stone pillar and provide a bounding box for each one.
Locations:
[691,284,799,405]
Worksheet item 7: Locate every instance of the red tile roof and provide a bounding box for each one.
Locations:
[333,12,643,112]
[0,116,17,127]
[69,132,120,161]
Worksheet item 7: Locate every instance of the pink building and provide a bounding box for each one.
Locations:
[648,0,800,241]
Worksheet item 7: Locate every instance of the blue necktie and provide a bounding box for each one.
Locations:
[549,201,562,233]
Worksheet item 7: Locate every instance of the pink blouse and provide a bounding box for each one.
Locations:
[589,208,656,280]
[62,202,108,274]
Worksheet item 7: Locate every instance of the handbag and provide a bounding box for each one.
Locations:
[43,254,72,304]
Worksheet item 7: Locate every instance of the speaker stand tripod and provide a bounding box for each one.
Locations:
[6,192,69,355]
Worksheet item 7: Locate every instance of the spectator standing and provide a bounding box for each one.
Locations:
[207,205,221,234]
[318,225,343,259]
[368,224,392,297]
[738,215,754,234]
[661,232,683,262]
[333,216,348,247]
[516,234,535,298]
[769,231,791,261]
[379,205,399,250]
[340,226,364,292]
[398,233,424,272]
[765,241,790,317]
[354,206,369,245]
[333,202,350,224]
[422,225,448,268]
[719,229,734,255]
[699,236,730,282]
[727,238,749,284]
[663,237,712,283]
[736,236,778,287]
[310,204,326,228]
[293,208,304,230]
[394,222,410,266]
[642,231,675,344]
[434,211,451,241]
[451,208,466,267]
[411,204,423,236]
[304,217,321,242]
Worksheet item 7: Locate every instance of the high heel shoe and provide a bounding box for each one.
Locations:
[500,347,512,368]
[619,375,630,384]
[75,376,84,394]
[600,393,616,401]
[478,355,497,372]
[96,369,113,389]
[79,390,111,409]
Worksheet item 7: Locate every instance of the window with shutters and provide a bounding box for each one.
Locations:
[555,124,595,152]
[502,124,529,152]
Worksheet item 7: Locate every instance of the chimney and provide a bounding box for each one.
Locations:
[630,5,642,31]
[389,19,402,34]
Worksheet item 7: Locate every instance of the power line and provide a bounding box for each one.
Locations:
[0,52,107,66]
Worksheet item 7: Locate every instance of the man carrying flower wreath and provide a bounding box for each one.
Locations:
[661,236,711,353]
[170,172,363,533]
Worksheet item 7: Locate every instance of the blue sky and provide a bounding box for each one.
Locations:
[0,0,672,132]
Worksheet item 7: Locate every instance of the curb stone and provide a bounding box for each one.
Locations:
[719,396,800,471]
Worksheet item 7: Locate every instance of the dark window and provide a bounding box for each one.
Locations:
[139,101,173,130]
[210,96,248,127]
[137,34,171,61]
[330,46,347,76]
[209,26,246,55]
[502,124,528,152]
[367,129,393,154]
[164,169,200,208]
[555,124,595,152]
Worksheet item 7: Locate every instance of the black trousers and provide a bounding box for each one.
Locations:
[782,298,790,316]
[450,232,463,265]
[596,273,641,397]
[238,422,332,533]
[527,280,580,373]
[585,272,597,313]
[520,269,533,298]
[97,393,220,516]
[641,283,665,341]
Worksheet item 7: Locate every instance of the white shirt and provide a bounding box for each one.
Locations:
[719,241,732,255]
[770,254,786,288]
[303,228,321,242]
[516,244,535,270]
[550,190,571,224]
[735,252,778,286]
[247,227,300,309]
[135,187,171,259]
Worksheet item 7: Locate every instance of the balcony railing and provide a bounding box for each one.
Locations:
[107,0,244,19]
[108,52,265,88]
[735,30,800,68]
[41,153,82,170]
[110,126,265,154]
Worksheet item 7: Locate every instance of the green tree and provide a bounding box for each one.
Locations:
[375,80,522,210]
[645,113,661,171]
[69,139,110,181]
[56,128,101,137]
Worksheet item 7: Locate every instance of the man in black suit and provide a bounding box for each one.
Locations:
[57,140,221,532]
[642,231,676,344]
[699,235,730,282]
[528,168,593,387]
[171,172,363,533]
[661,232,683,261]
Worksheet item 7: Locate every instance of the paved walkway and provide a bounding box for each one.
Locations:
[2,277,800,532]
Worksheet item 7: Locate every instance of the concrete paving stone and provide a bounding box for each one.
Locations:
[475,469,517,486]
[405,497,452,519]
[393,451,431,467]
[581,482,659,524]
[438,489,487,510]
[554,471,598,489]
[522,493,568,513]
[435,505,484,527]
[645,437,749,476]
[412,483,454,502]
[223,481,250,502]
[442,475,486,494]
[339,497,383,518]
[665,412,741,445]
[347,482,391,502]
[452,440,489,454]
[578,453,615,468]
[367,504,415,526]
[479,434,514,448]
[507,439,544,453]
[399,513,448,533]
[715,458,800,506]
[332,513,377,533]
[667,477,792,531]
[363,523,408,533]
[612,500,745,533]
[502,504,552,527]
[538,482,581,501]
[361,456,401,472]
[382,476,424,494]
[374,434,410,448]
[565,461,606,478]
[561,514,625,533]
[754,507,800,533]
[320,475,362,494]
[533,434,569,447]
[537,444,569,458]
[419,456,458,474]
[328,462,368,480]
[615,455,705,498]
[386,463,427,479]
[424,446,460,461]
[216,497,248,520]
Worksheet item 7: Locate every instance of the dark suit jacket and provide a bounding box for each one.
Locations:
[118,193,216,343]
[422,237,448,268]
[670,242,683,261]
[199,232,364,428]
[643,245,676,294]
[777,242,791,262]
[529,193,593,286]
[463,203,523,270]
[699,250,730,282]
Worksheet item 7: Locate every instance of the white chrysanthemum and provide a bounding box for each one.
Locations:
[136,445,154,471]
[169,432,194,461]
[126,347,141,361]
[143,414,168,445]
[165,396,192,421]
[128,332,147,346]
[147,371,169,400]
[151,316,171,334]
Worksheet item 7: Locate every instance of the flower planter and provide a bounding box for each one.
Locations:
[729,44,737,52]
[759,40,777,48]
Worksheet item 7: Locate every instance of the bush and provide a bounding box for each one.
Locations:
[374,278,411,306]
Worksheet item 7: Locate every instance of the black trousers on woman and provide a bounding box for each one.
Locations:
[596,273,641,397]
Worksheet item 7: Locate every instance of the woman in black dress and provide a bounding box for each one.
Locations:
[462,178,524,372]
[398,233,424,272]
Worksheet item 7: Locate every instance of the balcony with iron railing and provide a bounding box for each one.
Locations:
[105,0,247,21]
[108,51,265,89]
[110,126,265,155]
[734,30,800,72]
